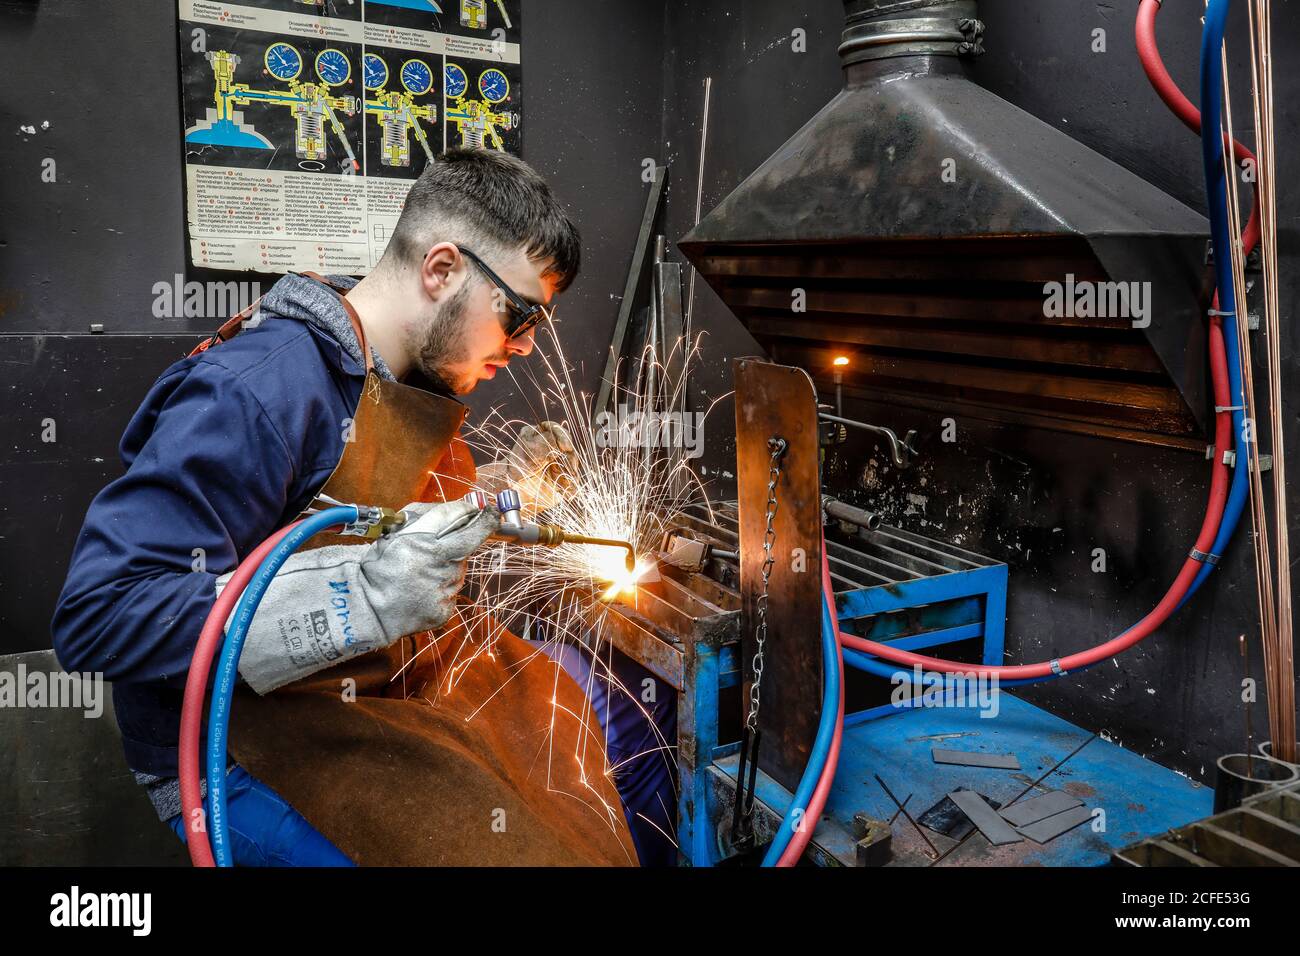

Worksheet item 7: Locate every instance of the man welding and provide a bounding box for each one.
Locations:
[52,148,676,867]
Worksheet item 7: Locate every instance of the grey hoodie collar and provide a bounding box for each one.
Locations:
[258,272,397,382]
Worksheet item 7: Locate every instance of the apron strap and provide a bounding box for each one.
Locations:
[188,271,376,376]
[189,298,262,358]
[298,270,375,375]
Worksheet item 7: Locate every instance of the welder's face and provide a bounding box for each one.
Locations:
[416,247,557,396]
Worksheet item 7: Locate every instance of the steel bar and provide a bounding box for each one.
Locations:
[818,412,916,468]
[596,165,667,416]
[684,76,712,353]
[876,773,939,859]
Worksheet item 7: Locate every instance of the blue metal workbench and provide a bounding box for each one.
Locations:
[714,692,1213,866]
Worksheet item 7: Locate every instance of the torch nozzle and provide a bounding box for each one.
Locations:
[559,533,637,574]
[466,488,638,573]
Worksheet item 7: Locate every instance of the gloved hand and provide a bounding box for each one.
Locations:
[477,420,579,512]
[220,499,500,694]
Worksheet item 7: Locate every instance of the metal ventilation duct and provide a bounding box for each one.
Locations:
[680,0,1212,448]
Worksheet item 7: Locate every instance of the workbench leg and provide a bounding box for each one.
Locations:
[679,641,720,865]
[982,564,1009,666]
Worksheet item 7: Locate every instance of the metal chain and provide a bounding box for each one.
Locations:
[746,437,786,732]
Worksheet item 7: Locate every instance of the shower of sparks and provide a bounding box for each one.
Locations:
[397,322,728,850]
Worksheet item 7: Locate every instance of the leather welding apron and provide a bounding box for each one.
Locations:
[195,274,635,866]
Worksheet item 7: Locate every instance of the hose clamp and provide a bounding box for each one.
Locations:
[1192,549,1221,566]
[1049,658,1067,677]
[1208,308,1236,317]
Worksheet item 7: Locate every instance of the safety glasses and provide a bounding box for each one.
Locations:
[459,246,555,339]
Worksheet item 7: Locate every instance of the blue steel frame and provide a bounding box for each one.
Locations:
[838,562,1007,726]
[670,508,1009,865]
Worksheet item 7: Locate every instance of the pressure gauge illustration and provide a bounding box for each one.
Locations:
[264,42,303,82]
[400,59,434,96]
[315,49,352,86]
[363,53,389,91]
[478,68,509,103]
[444,62,469,99]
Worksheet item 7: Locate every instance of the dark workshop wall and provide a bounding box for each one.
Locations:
[658,0,845,496]
[659,0,1300,784]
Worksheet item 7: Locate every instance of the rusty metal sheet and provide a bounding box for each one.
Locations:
[734,358,825,793]
[593,600,685,692]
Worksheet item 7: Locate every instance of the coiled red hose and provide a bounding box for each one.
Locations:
[179,523,299,867]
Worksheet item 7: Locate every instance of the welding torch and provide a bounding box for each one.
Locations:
[463,488,636,573]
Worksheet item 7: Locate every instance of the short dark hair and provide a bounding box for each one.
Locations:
[384,149,581,292]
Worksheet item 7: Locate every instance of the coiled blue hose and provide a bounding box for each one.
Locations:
[206,506,359,867]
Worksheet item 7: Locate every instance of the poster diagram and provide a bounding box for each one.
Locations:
[361,52,440,173]
[184,33,365,174]
[178,0,521,274]
[444,61,520,151]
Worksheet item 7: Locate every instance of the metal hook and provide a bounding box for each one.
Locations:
[818,410,917,468]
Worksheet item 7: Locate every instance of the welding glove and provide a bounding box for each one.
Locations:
[217,499,500,695]
[477,420,579,513]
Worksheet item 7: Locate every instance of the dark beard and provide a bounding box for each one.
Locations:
[415,280,474,395]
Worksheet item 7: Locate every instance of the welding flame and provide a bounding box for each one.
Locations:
[598,556,655,601]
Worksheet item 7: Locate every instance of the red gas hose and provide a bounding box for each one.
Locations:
[179,523,299,867]
[1136,0,1260,254]
[774,543,845,867]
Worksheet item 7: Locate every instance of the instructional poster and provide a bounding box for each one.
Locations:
[177,0,522,274]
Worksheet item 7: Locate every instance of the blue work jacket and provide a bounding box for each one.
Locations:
[52,275,371,775]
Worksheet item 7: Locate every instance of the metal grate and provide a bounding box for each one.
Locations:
[675,500,1002,594]
[1114,777,1300,866]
